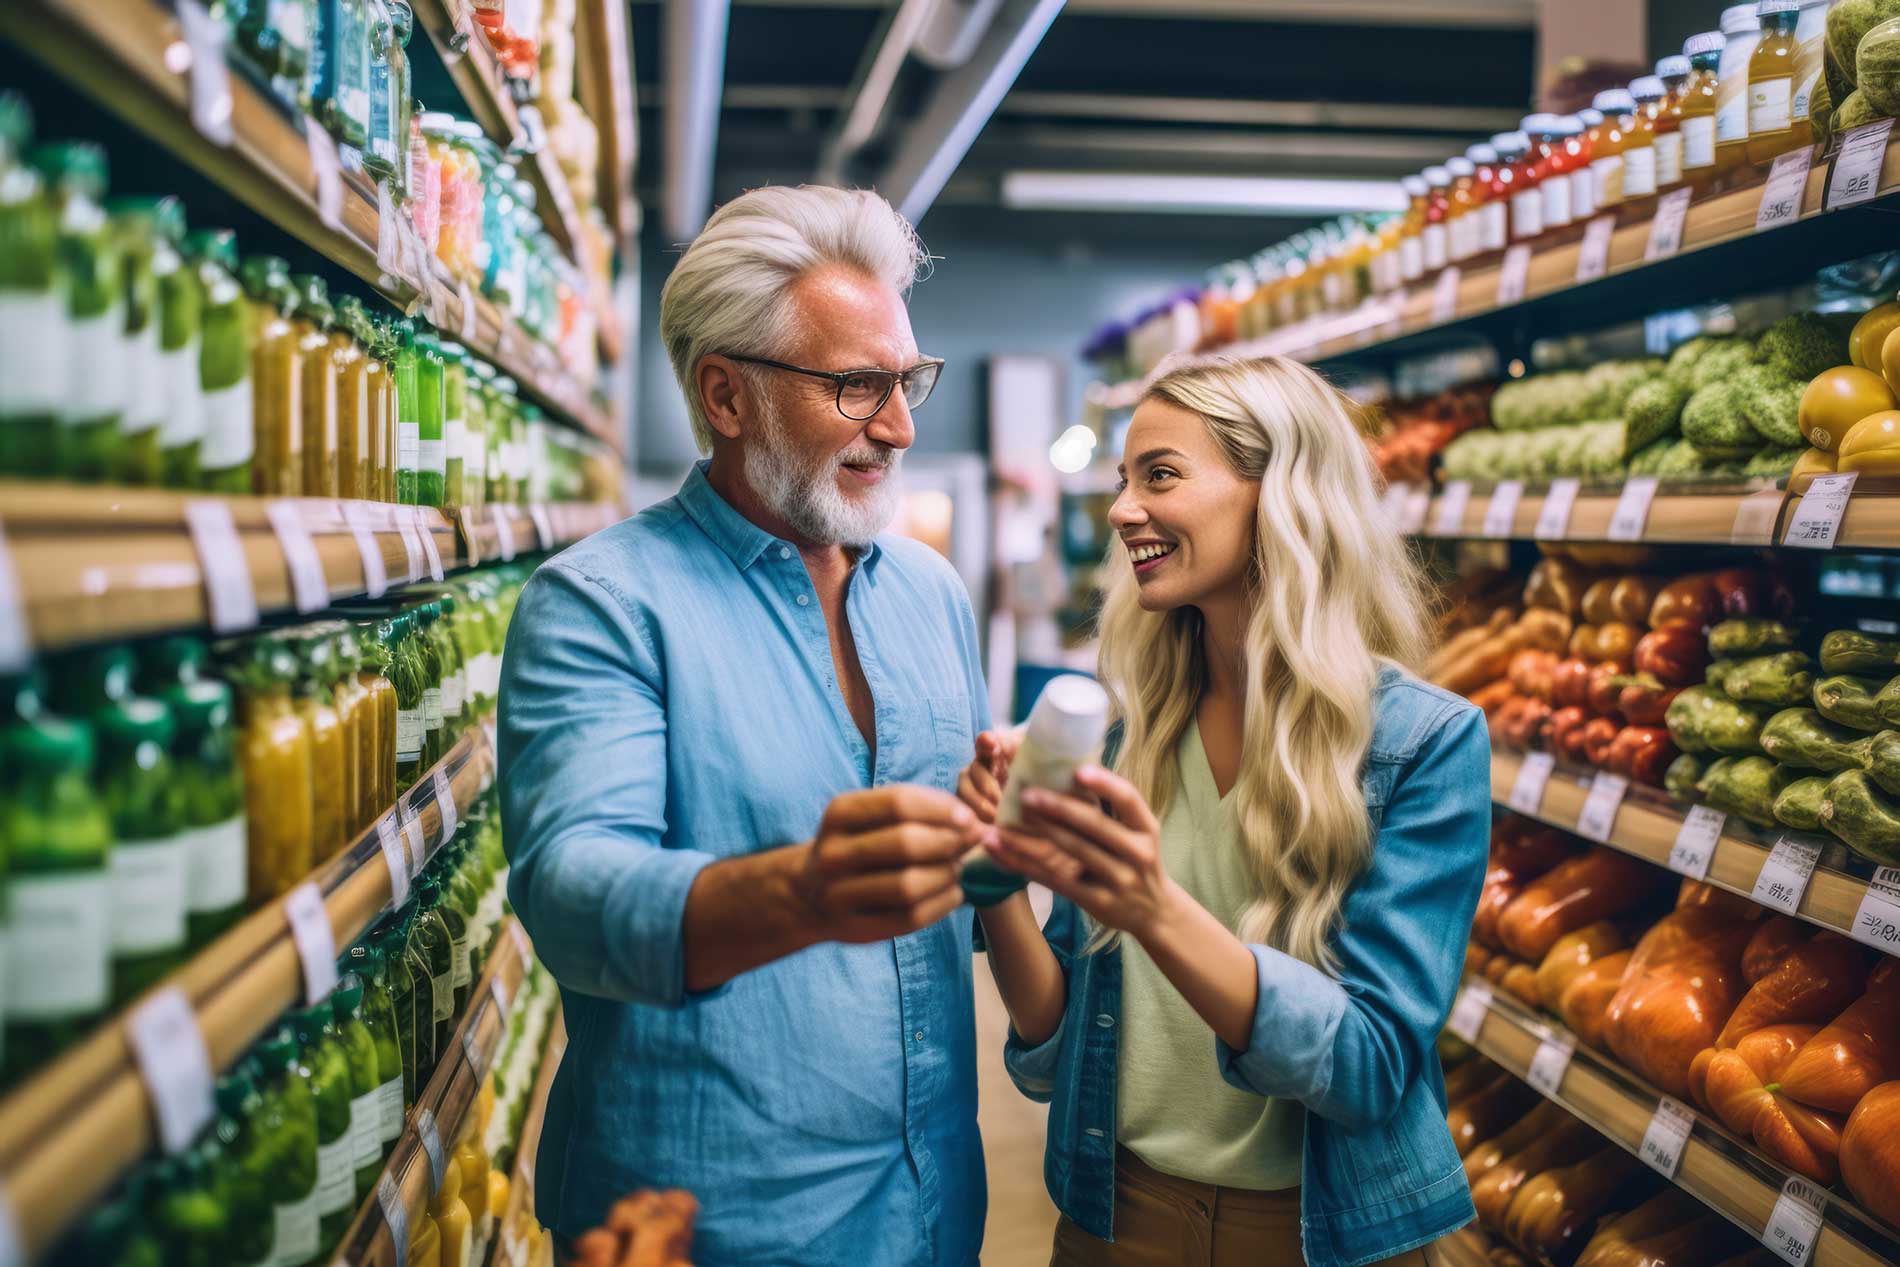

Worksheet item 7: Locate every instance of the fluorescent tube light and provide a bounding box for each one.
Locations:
[1000,170,1409,215]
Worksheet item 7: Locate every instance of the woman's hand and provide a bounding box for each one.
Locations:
[988,764,1183,942]
[956,727,1025,824]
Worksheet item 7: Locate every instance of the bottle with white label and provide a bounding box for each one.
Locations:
[331,972,387,1197]
[291,273,343,499]
[1396,174,1428,283]
[327,625,376,837]
[416,327,448,508]
[1718,3,1766,176]
[35,141,125,482]
[97,694,191,1002]
[1748,0,1805,166]
[1494,130,1543,244]
[291,630,350,864]
[415,602,448,766]
[1571,108,1603,219]
[158,677,249,945]
[106,197,169,485]
[257,1027,322,1267]
[411,874,458,1071]
[185,228,256,495]
[1625,77,1665,204]
[441,340,470,506]
[1681,30,1728,191]
[242,254,305,497]
[293,999,361,1246]
[387,613,426,793]
[394,317,422,504]
[1467,142,1509,254]
[0,99,67,478]
[351,942,408,1151]
[1589,91,1636,212]
[142,196,206,488]
[1653,56,1692,194]
[210,1069,278,1265]
[431,849,473,1015]
[1420,166,1452,273]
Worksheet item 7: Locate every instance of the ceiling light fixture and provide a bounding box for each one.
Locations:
[999,170,1409,215]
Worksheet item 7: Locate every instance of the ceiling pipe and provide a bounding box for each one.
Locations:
[662,0,730,241]
[875,0,1067,225]
[816,0,939,186]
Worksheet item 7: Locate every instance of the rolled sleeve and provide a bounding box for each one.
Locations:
[1216,944,1348,1107]
[1002,1017,1068,1102]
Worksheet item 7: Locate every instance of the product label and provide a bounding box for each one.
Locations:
[1479,202,1508,252]
[272,1191,320,1266]
[1751,77,1793,136]
[1668,806,1726,880]
[1591,155,1625,208]
[1398,235,1423,282]
[1608,476,1660,541]
[1655,133,1684,188]
[123,323,162,434]
[110,836,189,954]
[432,970,453,1022]
[1717,51,1755,143]
[1447,214,1474,263]
[1540,170,1572,227]
[68,307,125,422]
[1848,867,1900,953]
[1569,166,1596,220]
[443,670,465,720]
[1639,1095,1696,1179]
[187,815,247,914]
[397,421,420,473]
[1511,189,1543,240]
[200,379,255,468]
[284,882,338,1006]
[396,707,424,760]
[1421,223,1448,272]
[157,341,205,447]
[423,686,443,732]
[1526,1029,1577,1096]
[0,292,68,416]
[1683,115,1717,170]
[376,1074,404,1142]
[1784,471,1858,549]
[419,437,445,477]
[8,871,110,1018]
[1576,771,1629,842]
[1446,979,1492,1043]
[317,1134,355,1214]
[444,419,467,476]
[1624,145,1658,198]
[349,1090,382,1167]
[1793,68,1821,125]
[1764,1175,1826,1266]
[1754,836,1823,914]
[1507,752,1555,814]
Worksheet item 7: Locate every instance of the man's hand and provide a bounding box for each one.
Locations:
[956,728,1025,824]
[793,786,980,943]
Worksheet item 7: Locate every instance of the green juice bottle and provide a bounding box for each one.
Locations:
[415,328,445,507]
[107,198,165,484]
[210,1068,276,1267]
[446,836,484,982]
[386,615,424,793]
[331,969,384,1196]
[161,679,248,946]
[414,603,445,768]
[183,229,254,494]
[376,915,423,1105]
[431,851,471,1016]
[393,318,419,504]
[65,1171,164,1267]
[432,594,469,739]
[412,874,456,1074]
[439,341,466,506]
[255,1028,320,1267]
[148,198,205,488]
[151,1150,230,1267]
[0,95,64,477]
[397,900,440,1088]
[346,941,406,1157]
[34,141,123,482]
[98,695,190,1001]
[291,1002,358,1252]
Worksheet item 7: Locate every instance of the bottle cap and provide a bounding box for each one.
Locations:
[1520,113,1559,135]
[1465,142,1499,165]
[1025,674,1111,761]
[1593,89,1636,113]
[1492,131,1530,155]
[1423,165,1451,187]
[1756,0,1801,14]
[1685,30,1727,57]
[1446,156,1475,177]
[1630,75,1666,101]
[1720,4,1758,34]
[4,715,93,773]
[160,679,233,738]
[1578,108,1605,127]
[1552,115,1585,136]
[1656,54,1691,78]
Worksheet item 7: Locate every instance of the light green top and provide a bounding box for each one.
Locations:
[1115,721,1305,1190]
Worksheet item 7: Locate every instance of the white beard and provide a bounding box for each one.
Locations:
[744,400,902,548]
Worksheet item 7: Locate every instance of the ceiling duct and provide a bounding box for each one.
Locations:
[913,0,1007,68]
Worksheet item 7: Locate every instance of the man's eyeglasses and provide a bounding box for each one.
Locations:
[726,355,946,421]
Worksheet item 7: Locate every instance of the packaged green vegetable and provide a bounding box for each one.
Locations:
[1760,707,1875,772]
[1821,629,1900,674]
[1832,0,1900,83]
[1836,88,1885,133]
[1859,14,1900,114]
[1814,674,1890,731]
[1819,768,1900,865]
[1775,774,1831,831]
[1682,380,1760,461]
[1733,364,1807,448]
[1723,652,1818,707]
[1622,377,1691,457]
[1756,313,1849,382]
[1710,620,1798,658]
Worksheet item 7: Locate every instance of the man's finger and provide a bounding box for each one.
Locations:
[827,863,961,911]
[820,784,975,834]
[823,822,971,873]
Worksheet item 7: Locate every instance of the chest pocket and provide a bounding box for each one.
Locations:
[927,695,976,791]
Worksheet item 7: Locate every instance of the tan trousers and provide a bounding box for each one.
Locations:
[1050,1148,1436,1267]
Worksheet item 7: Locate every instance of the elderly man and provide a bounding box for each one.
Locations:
[498,186,990,1265]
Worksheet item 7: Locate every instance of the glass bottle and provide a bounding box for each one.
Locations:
[1654,55,1692,193]
[1622,80,1662,206]
[291,273,340,499]
[1792,0,1828,147]
[332,970,383,1197]
[325,625,368,836]
[1395,174,1427,283]
[147,198,205,487]
[150,1148,228,1267]
[256,1026,320,1267]
[387,615,425,792]
[377,317,400,501]
[1470,139,1507,255]
[432,850,471,1015]
[345,941,405,1158]
[35,141,123,482]
[1419,167,1451,274]
[334,295,372,501]
[241,255,302,496]
[394,318,420,504]
[1500,129,1542,242]
[291,631,348,862]
[230,640,315,902]
[0,97,64,477]
[98,694,190,1001]
[1588,92,1635,212]
[364,0,398,183]
[185,229,254,494]
[1524,114,1572,232]
[1682,30,1727,191]
[1570,108,1602,219]
[160,678,247,947]
[291,1001,357,1247]
[358,619,398,814]
[312,0,371,151]
[440,340,468,506]
[454,1115,492,1258]
[109,198,165,484]
[346,303,390,502]
[378,913,424,1103]
[397,900,441,1087]
[1747,0,1805,165]
[434,593,470,738]
[413,873,456,1064]
[458,349,486,510]
[416,327,446,507]
[210,1070,275,1267]
[1718,2,1764,176]
[415,602,446,767]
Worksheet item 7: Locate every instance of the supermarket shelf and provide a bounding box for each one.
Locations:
[0,0,623,456]
[1462,985,1900,1267]
[1491,748,1897,956]
[454,499,621,568]
[1394,478,1793,547]
[332,916,536,1267]
[575,0,636,250]
[0,484,619,654]
[0,720,497,1259]
[489,1009,567,1267]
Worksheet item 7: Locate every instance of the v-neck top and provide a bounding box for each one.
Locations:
[1115,721,1307,1190]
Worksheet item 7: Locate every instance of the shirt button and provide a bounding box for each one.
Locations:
[778,546,792,560]
[1095,1013,1115,1028]
[914,1030,925,1041]
[796,593,810,607]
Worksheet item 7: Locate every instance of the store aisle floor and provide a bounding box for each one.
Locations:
[975,955,1060,1266]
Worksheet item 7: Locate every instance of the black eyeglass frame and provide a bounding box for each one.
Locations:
[724,354,947,421]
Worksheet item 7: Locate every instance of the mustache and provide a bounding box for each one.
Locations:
[835,445,898,469]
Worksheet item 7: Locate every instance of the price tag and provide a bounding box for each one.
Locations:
[1644,188,1693,261]
[529,503,556,549]
[433,767,458,842]
[174,0,235,147]
[1607,476,1659,542]
[265,501,330,613]
[399,799,425,878]
[416,1106,446,1194]
[1575,214,1616,282]
[491,505,518,562]
[305,121,344,232]
[1763,1174,1827,1266]
[1753,836,1824,915]
[1849,866,1900,953]
[1507,752,1555,815]
[1668,805,1726,880]
[1827,118,1894,210]
[1575,771,1629,843]
[1483,481,1523,537]
[0,520,31,675]
[376,811,410,908]
[394,511,423,583]
[457,507,482,569]
[1400,485,1431,535]
[1731,486,1787,547]
[285,882,340,1005]
[1535,478,1581,541]
[1756,147,1815,231]
[1446,978,1493,1043]
[1526,1029,1577,1096]
[1783,471,1858,550]
[1429,267,1461,323]
[126,986,215,1154]
[1496,245,1532,305]
[462,1009,488,1074]
[343,502,389,599]
[377,1172,409,1267]
[490,972,512,1014]
[1431,481,1472,536]
[1639,1095,1696,1179]
[415,510,445,581]
[184,500,259,633]
[376,183,402,281]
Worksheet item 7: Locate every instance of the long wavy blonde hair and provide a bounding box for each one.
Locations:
[1096,354,1433,972]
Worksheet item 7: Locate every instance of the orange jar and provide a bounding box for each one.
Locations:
[1653,55,1692,192]
[1445,156,1479,262]
[1624,78,1663,205]
[1525,115,1574,231]
[1571,109,1602,219]
[1590,91,1636,212]
[1397,174,1428,282]
[1681,30,1726,190]
[1421,166,1452,273]
[1746,0,1804,166]
[1498,130,1542,243]
[1467,142,1508,255]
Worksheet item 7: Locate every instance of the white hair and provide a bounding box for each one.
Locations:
[659,185,931,454]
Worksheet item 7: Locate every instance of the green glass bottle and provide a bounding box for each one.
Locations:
[255,1028,320,1267]
[0,95,64,477]
[414,603,445,768]
[439,341,467,506]
[34,141,123,482]
[210,1068,275,1267]
[182,229,254,494]
[386,615,424,793]
[106,197,165,484]
[331,969,384,1196]
[431,851,472,1016]
[291,1002,358,1250]
[397,901,439,1088]
[151,1149,229,1267]
[98,695,191,1000]
[412,873,456,1071]
[160,679,248,946]
[63,1170,164,1267]
[377,915,423,1104]
[415,327,445,507]
[393,317,420,503]
[150,198,205,488]
[346,941,406,1157]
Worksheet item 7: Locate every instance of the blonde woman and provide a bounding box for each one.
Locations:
[961,354,1490,1267]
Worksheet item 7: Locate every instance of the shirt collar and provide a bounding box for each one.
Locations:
[676,460,885,575]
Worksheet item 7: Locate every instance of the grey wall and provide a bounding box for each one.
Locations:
[633,208,1291,474]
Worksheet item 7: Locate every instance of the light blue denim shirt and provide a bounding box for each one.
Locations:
[498,461,991,1266]
[1003,668,1490,1267]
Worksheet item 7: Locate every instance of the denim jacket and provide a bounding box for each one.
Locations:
[1001,666,1491,1267]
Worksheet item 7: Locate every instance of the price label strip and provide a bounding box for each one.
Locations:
[399,799,425,879]
[284,882,340,1005]
[377,1172,409,1267]
[126,986,216,1154]
[265,501,330,613]
[1430,267,1461,324]
[1757,147,1816,232]
[184,500,259,633]
[1763,1174,1827,1266]
[1731,486,1788,547]
[1849,866,1900,954]
[1644,187,1693,261]
[1826,118,1895,211]
[305,121,345,233]
[1535,478,1582,541]
[1638,1095,1696,1179]
[1446,978,1493,1044]
[1753,836,1824,915]
[1575,214,1616,282]
[1668,805,1726,881]
[490,971,512,1015]
[433,767,458,842]
[1607,476,1660,543]
[1507,752,1555,816]
[0,520,31,675]
[415,510,445,582]
[1432,481,1472,536]
[1496,245,1532,305]
[529,503,556,550]
[1526,1028,1577,1096]
[1575,771,1629,843]
[416,1106,447,1195]
[1483,481,1523,538]
[1782,471,1858,550]
[343,502,389,599]
[491,505,518,562]
[175,0,235,146]
[462,1005,489,1074]
[376,811,410,908]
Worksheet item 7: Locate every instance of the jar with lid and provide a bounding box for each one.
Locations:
[1443,159,1477,264]
[186,229,254,494]
[0,99,64,478]
[241,255,302,496]
[158,678,246,947]
[1465,143,1507,255]
[291,273,341,498]
[290,630,348,862]
[36,142,123,482]
[229,638,314,902]
[1682,30,1727,189]
[1495,132,1539,244]
[327,624,374,835]
[108,198,166,484]
[1395,175,1427,283]
[1748,0,1806,165]
[99,694,190,1001]
[1717,3,1763,175]
[1524,115,1573,231]
[1791,0,1828,144]
[1653,56,1692,192]
[1623,78,1663,205]
[1589,91,1636,211]
[356,620,398,815]
[1568,109,1602,219]
[336,295,375,500]
[1419,168,1452,273]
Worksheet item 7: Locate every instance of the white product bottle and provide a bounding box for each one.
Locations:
[964,675,1112,896]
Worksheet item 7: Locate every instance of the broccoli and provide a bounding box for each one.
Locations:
[1690,339,1759,391]
[1756,312,1849,380]
[1744,445,1807,478]
[1625,376,1692,455]
[1683,379,1761,460]
[1733,364,1808,447]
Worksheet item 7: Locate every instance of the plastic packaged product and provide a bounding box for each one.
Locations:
[364,0,399,182]
[36,142,124,481]
[0,99,64,477]
[185,229,254,493]
[242,255,303,496]
[1654,55,1692,190]
[1625,78,1665,201]
[1589,91,1636,210]
[159,678,247,946]
[1860,15,1900,117]
[1500,129,1541,242]
[1421,166,1451,273]
[1682,30,1727,188]
[230,640,315,902]
[408,108,441,256]
[269,0,317,109]
[108,199,166,484]
[292,273,341,498]
[1396,174,1427,282]
[1719,3,1764,172]
[1749,0,1807,164]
